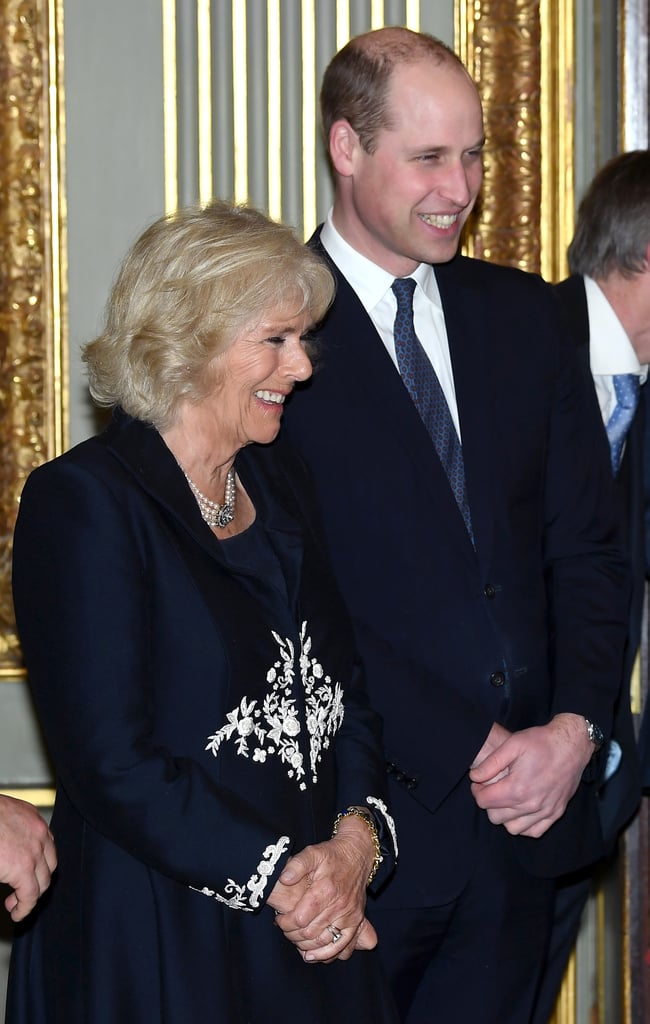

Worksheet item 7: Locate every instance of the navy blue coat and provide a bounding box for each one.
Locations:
[283,240,629,908]
[7,411,398,1024]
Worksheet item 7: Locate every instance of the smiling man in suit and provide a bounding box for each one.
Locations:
[532,149,650,1024]
[283,26,629,1024]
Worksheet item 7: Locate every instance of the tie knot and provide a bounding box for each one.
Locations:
[612,373,640,410]
[392,277,417,310]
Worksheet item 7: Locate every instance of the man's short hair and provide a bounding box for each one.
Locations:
[568,150,650,279]
[320,26,464,154]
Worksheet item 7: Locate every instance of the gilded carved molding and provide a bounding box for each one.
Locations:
[459,0,543,273]
[457,0,573,281]
[462,0,544,274]
[0,0,66,675]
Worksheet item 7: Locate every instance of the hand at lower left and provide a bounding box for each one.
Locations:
[0,795,57,921]
[469,713,594,838]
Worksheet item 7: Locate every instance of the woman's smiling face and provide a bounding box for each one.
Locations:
[202,303,314,450]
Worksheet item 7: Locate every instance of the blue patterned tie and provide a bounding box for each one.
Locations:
[392,277,473,539]
[606,373,640,475]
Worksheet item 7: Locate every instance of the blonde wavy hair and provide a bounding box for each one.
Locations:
[83,200,335,430]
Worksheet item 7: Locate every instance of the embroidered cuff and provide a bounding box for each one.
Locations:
[192,834,290,912]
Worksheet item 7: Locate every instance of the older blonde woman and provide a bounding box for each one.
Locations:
[7,201,398,1024]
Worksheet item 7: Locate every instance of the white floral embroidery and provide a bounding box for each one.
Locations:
[299,623,345,782]
[193,835,290,911]
[205,621,345,786]
[367,796,398,858]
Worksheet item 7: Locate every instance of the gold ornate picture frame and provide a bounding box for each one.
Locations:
[0,0,67,678]
[457,0,574,281]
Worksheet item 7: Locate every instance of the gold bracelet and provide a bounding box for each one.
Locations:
[332,806,382,887]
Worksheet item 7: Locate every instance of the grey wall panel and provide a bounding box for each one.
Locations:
[0,685,51,786]
[65,0,166,447]
[64,0,455,447]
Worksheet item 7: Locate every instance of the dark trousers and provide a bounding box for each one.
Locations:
[530,872,592,1024]
[368,819,555,1024]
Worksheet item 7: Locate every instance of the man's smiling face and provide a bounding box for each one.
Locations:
[333,58,485,277]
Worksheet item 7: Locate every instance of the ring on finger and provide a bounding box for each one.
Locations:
[327,924,343,944]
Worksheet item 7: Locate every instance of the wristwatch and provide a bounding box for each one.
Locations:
[584,718,604,752]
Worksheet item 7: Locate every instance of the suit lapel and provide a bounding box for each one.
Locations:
[102,411,214,549]
[555,273,644,550]
[436,258,497,559]
[100,412,304,604]
[312,239,477,555]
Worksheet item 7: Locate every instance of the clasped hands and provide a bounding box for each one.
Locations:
[469,714,595,838]
[266,715,596,961]
[267,814,377,963]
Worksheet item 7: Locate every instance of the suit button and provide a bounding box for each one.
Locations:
[386,761,396,775]
[406,777,417,790]
[484,583,496,599]
[395,771,406,784]
[489,671,505,687]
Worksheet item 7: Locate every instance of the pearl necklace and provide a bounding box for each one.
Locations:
[183,467,236,528]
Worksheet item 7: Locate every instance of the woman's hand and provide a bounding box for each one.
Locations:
[267,815,377,962]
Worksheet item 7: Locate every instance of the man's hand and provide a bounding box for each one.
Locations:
[469,714,594,838]
[0,795,57,921]
[471,721,512,778]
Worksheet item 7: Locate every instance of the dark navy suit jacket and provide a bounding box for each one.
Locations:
[555,274,646,820]
[283,238,630,908]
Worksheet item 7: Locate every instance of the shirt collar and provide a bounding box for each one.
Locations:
[585,275,648,382]
[320,210,443,314]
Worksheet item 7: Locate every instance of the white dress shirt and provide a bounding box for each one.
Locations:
[320,212,463,438]
[586,275,647,427]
